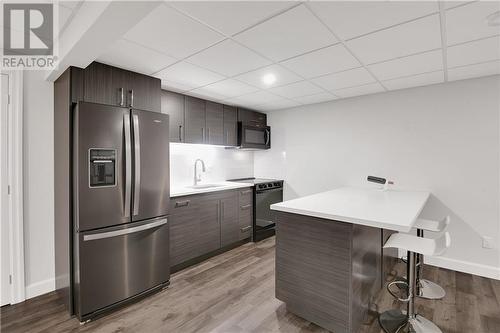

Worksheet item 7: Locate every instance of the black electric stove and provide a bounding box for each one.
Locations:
[229,178,284,242]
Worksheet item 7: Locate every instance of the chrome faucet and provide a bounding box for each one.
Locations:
[194,159,206,186]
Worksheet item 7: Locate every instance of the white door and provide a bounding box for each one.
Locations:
[0,73,11,306]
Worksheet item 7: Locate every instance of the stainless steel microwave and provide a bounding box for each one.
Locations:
[237,122,271,150]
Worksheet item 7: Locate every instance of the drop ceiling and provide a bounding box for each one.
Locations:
[92,1,500,111]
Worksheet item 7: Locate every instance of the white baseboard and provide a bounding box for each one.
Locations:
[25,278,55,299]
[425,256,500,280]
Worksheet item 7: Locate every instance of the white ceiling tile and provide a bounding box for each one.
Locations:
[60,1,83,10]
[280,44,361,78]
[448,60,500,81]
[195,79,259,99]
[309,1,438,40]
[447,36,500,68]
[234,64,302,89]
[311,67,376,91]
[346,14,442,64]
[169,1,295,36]
[125,4,224,59]
[98,39,177,75]
[269,81,323,99]
[58,4,73,32]
[161,80,193,93]
[383,71,444,91]
[225,90,283,107]
[186,40,271,77]
[446,1,500,45]
[155,62,225,90]
[186,89,227,102]
[333,82,385,98]
[292,92,337,105]
[258,98,301,111]
[234,4,337,61]
[443,2,473,10]
[368,50,443,81]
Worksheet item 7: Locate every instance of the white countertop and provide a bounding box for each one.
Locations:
[270,187,430,232]
[171,181,253,198]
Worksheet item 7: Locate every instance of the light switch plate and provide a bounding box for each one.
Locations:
[482,236,494,249]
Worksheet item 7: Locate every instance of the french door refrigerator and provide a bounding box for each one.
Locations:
[72,102,170,321]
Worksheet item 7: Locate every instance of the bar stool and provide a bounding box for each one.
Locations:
[379,231,451,333]
[413,216,450,299]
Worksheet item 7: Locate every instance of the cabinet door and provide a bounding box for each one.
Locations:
[84,62,128,107]
[161,90,185,143]
[223,105,237,146]
[127,72,161,112]
[197,195,221,254]
[238,188,253,240]
[184,96,206,144]
[169,198,200,266]
[237,108,267,128]
[220,192,239,247]
[205,101,224,145]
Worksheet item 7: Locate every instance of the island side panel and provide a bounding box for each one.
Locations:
[350,224,383,332]
[382,229,398,283]
[275,212,352,333]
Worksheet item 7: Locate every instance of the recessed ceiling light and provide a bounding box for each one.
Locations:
[261,73,277,85]
[486,11,500,26]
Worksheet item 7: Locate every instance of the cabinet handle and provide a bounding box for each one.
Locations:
[241,226,251,233]
[178,125,182,142]
[119,87,124,106]
[226,131,229,145]
[202,128,205,142]
[175,200,190,208]
[221,202,224,220]
[129,89,134,107]
[240,189,252,195]
[240,204,251,210]
[207,127,210,143]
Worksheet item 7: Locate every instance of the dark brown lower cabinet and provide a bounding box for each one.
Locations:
[220,193,239,247]
[169,187,252,269]
[275,212,382,333]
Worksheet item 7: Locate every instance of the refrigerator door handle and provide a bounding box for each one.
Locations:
[83,218,168,241]
[132,114,141,216]
[123,114,132,218]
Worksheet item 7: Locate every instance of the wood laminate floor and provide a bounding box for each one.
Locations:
[1,237,499,333]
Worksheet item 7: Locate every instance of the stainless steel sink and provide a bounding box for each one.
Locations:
[187,184,224,189]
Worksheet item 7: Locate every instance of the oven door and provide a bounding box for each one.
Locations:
[238,123,270,150]
[255,187,283,230]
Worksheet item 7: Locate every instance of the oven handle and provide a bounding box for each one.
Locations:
[265,128,270,146]
[256,188,283,194]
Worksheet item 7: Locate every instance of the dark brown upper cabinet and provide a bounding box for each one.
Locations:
[184,96,206,144]
[223,105,237,147]
[238,108,267,128]
[205,101,224,145]
[161,90,185,143]
[84,62,160,112]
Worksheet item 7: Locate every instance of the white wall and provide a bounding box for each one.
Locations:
[23,70,55,298]
[255,75,500,279]
[170,143,254,189]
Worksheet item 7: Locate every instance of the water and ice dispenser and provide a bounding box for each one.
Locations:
[89,149,116,187]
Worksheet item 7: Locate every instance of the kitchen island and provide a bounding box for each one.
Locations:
[270,187,429,333]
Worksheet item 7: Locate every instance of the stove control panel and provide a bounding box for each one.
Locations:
[257,181,283,191]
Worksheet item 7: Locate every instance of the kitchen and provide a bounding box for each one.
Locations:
[1,1,500,333]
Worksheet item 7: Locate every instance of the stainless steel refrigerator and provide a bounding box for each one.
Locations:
[72,102,170,321]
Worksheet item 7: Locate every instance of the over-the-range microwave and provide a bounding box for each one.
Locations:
[237,122,271,150]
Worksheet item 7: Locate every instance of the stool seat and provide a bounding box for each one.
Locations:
[384,232,451,257]
[413,216,450,233]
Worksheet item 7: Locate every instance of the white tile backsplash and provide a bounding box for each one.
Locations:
[170,143,254,188]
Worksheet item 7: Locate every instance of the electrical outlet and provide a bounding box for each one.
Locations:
[482,236,494,249]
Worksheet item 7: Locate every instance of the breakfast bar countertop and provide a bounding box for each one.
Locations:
[270,187,430,233]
